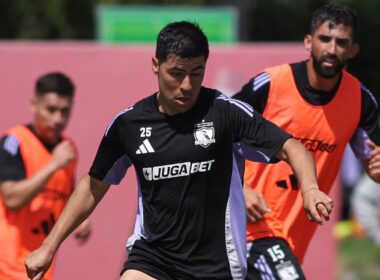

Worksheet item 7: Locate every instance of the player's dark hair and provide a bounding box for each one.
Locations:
[310,4,358,40]
[35,72,75,98]
[155,21,209,62]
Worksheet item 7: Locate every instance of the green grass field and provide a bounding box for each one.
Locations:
[338,237,380,280]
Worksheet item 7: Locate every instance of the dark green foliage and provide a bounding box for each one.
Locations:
[0,0,202,40]
[344,0,380,95]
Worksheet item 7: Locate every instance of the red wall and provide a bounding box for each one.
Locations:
[0,42,337,280]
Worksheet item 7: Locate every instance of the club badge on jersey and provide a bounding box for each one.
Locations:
[194,122,215,148]
[275,261,300,280]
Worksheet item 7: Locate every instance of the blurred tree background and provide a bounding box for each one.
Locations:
[0,0,378,96]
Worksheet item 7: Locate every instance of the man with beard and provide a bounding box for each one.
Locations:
[233,4,380,280]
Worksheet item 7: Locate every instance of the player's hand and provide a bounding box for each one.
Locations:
[74,218,92,245]
[243,185,271,222]
[25,245,55,280]
[51,140,76,169]
[367,140,380,183]
[301,185,334,225]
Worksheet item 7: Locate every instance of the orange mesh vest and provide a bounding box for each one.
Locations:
[0,125,76,280]
[245,64,361,262]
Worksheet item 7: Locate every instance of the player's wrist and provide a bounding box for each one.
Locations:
[41,236,60,256]
[48,158,64,171]
[301,184,319,196]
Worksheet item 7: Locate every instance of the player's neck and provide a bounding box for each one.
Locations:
[156,92,181,116]
[306,60,340,92]
[31,124,59,145]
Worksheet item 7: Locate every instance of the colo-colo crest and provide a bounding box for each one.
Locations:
[194,122,215,148]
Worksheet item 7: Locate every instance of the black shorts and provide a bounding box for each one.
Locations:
[121,239,233,280]
[246,237,306,280]
[121,240,189,280]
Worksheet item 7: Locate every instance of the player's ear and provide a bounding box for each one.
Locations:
[31,96,37,114]
[304,34,312,52]
[349,42,359,59]
[152,57,159,74]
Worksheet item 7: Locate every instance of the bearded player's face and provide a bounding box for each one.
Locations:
[304,21,356,79]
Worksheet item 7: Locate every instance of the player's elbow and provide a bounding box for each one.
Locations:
[276,138,296,162]
[0,187,27,211]
[279,138,311,163]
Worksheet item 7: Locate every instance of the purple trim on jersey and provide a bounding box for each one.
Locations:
[350,128,371,160]
[217,95,254,118]
[224,152,248,279]
[105,107,133,137]
[254,255,276,280]
[253,72,270,92]
[361,83,378,109]
[3,135,20,156]
[102,154,132,185]
[233,142,276,163]
[126,175,147,252]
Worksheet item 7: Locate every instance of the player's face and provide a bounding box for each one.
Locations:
[31,92,73,144]
[304,21,357,79]
[153,53,206,115]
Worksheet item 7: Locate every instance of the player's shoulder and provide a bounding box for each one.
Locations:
[342,71,376,99]
[360,82,379,108]
[0,133,20,157]
[206,87,231,106]
[249,63,291,87]
[341,69,364,90]
[109,106,135,127]
[104,94,157,135]
[200,86,219,99]
[195,86,221,108]
[112,93,157,120]
[5,124,29,136]
[360,82,375,97]
[0,124,31,157]
[214,91,254,116]
[1,124,29,151]
[263,63,292,78]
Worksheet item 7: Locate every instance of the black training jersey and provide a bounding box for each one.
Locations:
[233,60,380,157]
[89,87,291,279]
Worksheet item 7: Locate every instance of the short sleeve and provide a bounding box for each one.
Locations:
[0,135,26,182]
[89,112,132,185]
[233,72,271,113]
[217,94,291,160]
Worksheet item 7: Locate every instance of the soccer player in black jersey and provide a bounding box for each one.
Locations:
[25,21,333,280]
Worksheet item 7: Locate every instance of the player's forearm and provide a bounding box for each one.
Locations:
[0,161,61,210]
[279,138,319,191]
[40,175,110,254]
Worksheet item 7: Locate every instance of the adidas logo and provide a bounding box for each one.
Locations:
[136,139,155,154]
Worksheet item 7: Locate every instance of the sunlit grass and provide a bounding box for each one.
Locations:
[338,237,380,280]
